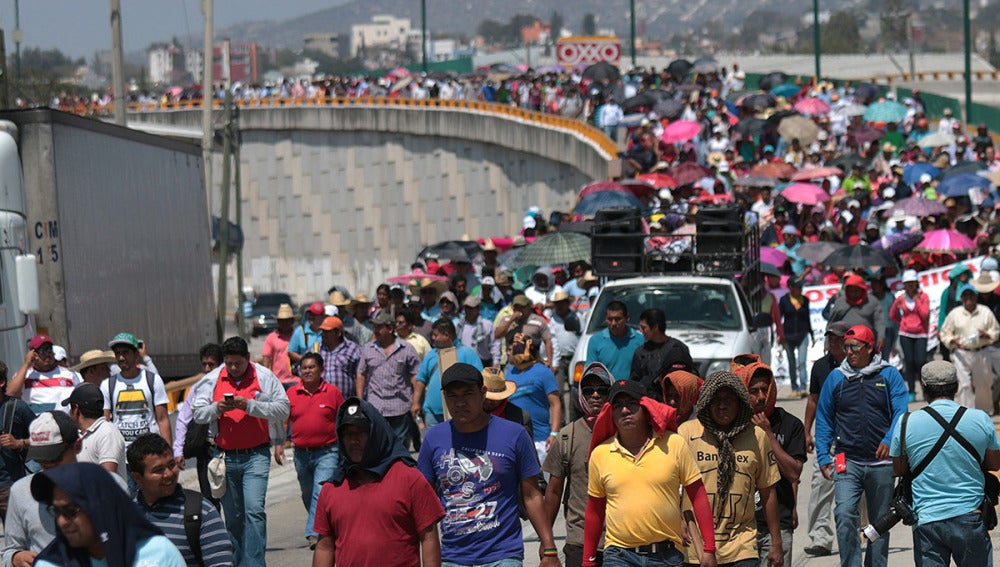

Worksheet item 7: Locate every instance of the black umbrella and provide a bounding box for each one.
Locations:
[758,72,789,92]
[417,240,483,263]
[734,117,769,138]
[622,90,662,112]
[653,98,685,119]
[827,153,869,171]
[666,59,693,79]
[742,93,777,111]
[692,56,719,74]
[941,161,987,178]
[766,109,800,127]
[852,84,882,103]
[796,241,847,264]
[582,62,620,83]
[821,244,898,269]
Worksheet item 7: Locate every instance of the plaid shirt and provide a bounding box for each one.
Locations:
[320,339,361,396]
[357,338,421,418]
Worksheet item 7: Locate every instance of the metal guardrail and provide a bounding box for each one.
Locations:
[868,70,1000,84]
[122,96,620,158]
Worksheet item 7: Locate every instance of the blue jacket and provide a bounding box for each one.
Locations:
[815,355,909,467]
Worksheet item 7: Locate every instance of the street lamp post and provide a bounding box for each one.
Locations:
[630,0,637,68]
[13,0,20,79]
[421,0,428,73]
[813,0,821,81]
[964,0,972,123]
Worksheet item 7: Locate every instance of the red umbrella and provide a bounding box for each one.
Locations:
[669,162,713,185]
[792,166,844,181]
[386,271,449,284]
[915,229,976,252]
[660,120,702,143]
[794,97,831,116]
[748,162,797,179]
[780,182,830,205]
[578,180,629,200]
[637,172,679,189]
[620,179,658,202]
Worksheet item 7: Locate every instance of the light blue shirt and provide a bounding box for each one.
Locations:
[584,327,644,381]
[35,535,185,567]
[287,323,321,356]
[890,399,1000,525]
[416,344,484,417]
[776,242,809,275]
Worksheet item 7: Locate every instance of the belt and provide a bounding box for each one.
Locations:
[295,443,336,452]
[223,443,270,455]
[625,540,675,554]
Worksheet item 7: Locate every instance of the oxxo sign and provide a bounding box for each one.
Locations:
[557,36,621,67]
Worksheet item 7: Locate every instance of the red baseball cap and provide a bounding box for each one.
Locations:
[307,302,325,315]
[28,334,53,350]
[845,325,875,347]
[844,275,867,289]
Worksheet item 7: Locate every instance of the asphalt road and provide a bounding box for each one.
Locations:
[175,334,1000,565]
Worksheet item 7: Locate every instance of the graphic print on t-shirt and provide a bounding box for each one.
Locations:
[114,385,151,443]
[435,448,500,535]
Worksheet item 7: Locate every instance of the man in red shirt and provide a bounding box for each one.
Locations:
[284,352,343,549]
[313,397,444,567]
[191,337,290,567]
[262,303,297,389]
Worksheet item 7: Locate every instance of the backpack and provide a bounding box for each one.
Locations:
[183,488,205,567]
[183,419,210,459]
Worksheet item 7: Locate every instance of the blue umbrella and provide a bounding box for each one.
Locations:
[771,84,800,98]
[573,190,644,216]
[902,163,941,185]
[863,100,907,123]
[938,173,991,197]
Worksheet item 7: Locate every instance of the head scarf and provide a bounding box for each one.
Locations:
[330,397,415,485]
[577,362,613,424]
[32,462,164,567]
[588,395,678,455]
[695,371,754,516]
[510,332,537,371]
[732,359,777,416]
[661,370,703,422]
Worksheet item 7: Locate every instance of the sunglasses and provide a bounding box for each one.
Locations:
[47,503,83,520]
[582,386,610,397]
[845,342,869,352]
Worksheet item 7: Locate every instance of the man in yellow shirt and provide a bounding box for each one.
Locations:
[584,379,717,567]
[678,371,783,567]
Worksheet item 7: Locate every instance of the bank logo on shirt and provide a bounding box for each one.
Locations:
[436,449,500,535]
[114,385,151,442]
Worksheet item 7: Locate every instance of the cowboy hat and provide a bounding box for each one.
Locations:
[482,367,517,401]
[350,293,374,307]
[329,291,352,307]
[407,277,448,297]
[71,349,116,373]
[973,271,999,294]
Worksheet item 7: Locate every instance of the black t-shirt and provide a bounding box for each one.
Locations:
[754,406,807,531]
[809,352,838,396]
[629,337,694,400]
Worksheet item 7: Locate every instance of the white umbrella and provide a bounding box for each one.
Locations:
[917,132,956,149]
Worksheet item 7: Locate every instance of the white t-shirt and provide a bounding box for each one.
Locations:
[100,370,168,445]
[78,418,128,482]
[22,366,80,411]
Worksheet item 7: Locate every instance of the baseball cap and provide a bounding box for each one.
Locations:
[28,334,53,350]
[921,360,958,387]
[826,321,851,337]
[512,295,532,307]
[844,325,875,347]
[371,311,394,326]
[902,269,919,283]
[107,332,139,350]
[608,379,645,403]
[61,383,104,414]
[441,363,484,389]
[338,400,372,430]
[781,225,798,235]
[481,276,496,287]
[307,302,325,315]
[52,346,67,362]
[319,316,343,331]
[844,275,867,289]
[26,411,79,463]
[463,295,482,308]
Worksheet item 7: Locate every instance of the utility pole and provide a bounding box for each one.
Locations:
[215,88,233,342]
[963,0,972,123]
[0,30,9,109]
[907,12,915,80]
[233,103,246,340]
[201,0,214,218]
[421,0,428,72]
[12,0,20,80]
[813,0,821,81]
[109,0,126,125]
[630,0,637,68]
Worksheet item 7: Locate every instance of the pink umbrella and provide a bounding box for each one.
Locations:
[915,229,976,252]
[761,247,788,267]
[386,271,449,284]
[780,182,830,205]
[660,120,702,144]
[793,97,830,116]
[792,166,843,181]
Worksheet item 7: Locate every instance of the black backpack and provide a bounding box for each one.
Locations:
[183,488,205,567]
[182,420,210,459]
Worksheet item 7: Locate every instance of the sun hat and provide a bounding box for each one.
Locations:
[482,367,517,401]
[71,349,116,372]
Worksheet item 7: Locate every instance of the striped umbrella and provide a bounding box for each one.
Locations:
[508,232,592,267]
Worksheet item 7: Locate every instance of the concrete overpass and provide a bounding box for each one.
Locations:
[129,99,615,301]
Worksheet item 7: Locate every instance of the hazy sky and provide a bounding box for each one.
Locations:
[0,1,344,59]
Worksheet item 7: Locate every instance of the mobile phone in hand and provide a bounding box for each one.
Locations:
[224,393,234,402]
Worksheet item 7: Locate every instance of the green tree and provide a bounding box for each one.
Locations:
[821,11,864,53]
[880,0,909,50]
[582,13,596,35]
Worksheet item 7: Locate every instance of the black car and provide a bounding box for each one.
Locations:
[250,292,295,337]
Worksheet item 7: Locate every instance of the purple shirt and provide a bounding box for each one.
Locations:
[320,339,361,397]
[357,338,421,418]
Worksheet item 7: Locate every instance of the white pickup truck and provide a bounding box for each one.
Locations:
[568,274,773,384]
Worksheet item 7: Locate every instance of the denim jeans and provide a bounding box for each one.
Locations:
[604,544,684,567]
[833,462,894,567]
[385,414,414,451]
[785,336,809,392]
[424,411,445,429]
[293,444,339,537]
[221,446,271,567]
[913,511,993,567]
[442,560,522,567]
[898,336,927,393]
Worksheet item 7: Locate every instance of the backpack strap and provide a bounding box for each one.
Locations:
[909,406,969,478]
[183,488,205,567]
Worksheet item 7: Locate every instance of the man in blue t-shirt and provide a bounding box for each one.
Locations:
[584,300,644,381]
[890,360,1000,567]
[412,319,483,429]
[417,363,560,567]
[288,302,325,365]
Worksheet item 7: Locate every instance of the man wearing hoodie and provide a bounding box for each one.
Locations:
[826,275,885,352]
[815,325,908,567]
[584,379,717,567]
[312,398,444,567]
[542,362,612,567]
